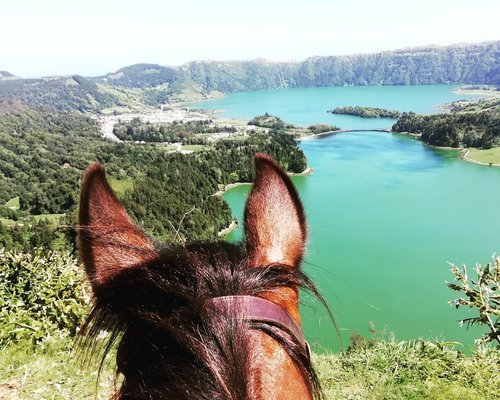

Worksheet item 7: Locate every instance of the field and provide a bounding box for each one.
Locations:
[467,148,500,165]
[4,197,19,210]
[108,178,134,197]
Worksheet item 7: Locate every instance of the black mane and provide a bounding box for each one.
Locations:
[79,241,325,400]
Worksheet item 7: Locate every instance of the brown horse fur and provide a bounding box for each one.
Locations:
[78,154,328,399]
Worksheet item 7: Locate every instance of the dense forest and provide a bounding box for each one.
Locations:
[0,106,307,250]
[392,111,500,148]
[1,42,498,113]
[0,75,118,112]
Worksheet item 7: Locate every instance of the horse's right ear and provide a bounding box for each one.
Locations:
[244,154,307,268]
[78,163,157,290]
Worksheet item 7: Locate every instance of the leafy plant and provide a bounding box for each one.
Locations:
[447,256,500,346]
[0,248,90,346]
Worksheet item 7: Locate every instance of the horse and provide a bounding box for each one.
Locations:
[77,153,326,399]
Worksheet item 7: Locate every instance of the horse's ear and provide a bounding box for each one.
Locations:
[78,163,157,290]
[244,154,307,268]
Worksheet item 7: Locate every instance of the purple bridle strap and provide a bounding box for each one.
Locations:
[206,295,309,356]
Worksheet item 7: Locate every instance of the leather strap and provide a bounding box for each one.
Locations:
[206,295,309,355]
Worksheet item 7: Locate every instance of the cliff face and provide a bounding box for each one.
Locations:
[98,41,500,91]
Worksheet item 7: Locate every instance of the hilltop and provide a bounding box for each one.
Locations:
[0,71,16,80]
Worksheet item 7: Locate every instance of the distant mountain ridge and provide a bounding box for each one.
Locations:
[1,41,498,112]
[97,41,500,91]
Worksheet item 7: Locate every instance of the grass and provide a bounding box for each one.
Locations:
[0,338,116,400]
[31,213,65,223]
[0,218,17,227]
[108,178,134,197]
[1,198,63,226]
[3,197,19,210]
[1,337,498,399]
[315,340,499,399]
[467,148,500,165]
[1,214,64,228]
[180,144,207,152]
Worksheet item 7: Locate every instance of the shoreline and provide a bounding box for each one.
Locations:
[214,165,314,197]
[453,88,500,99]
[218,219,238,237]
[297,128,392,141]
[214,182,252,197]
[393,131,500,167]
[460,148,500,167]
[214,165,314,237]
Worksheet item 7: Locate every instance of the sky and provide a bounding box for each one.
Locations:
[1,0,499,78]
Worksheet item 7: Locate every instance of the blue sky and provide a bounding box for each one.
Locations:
[1,0,499,78]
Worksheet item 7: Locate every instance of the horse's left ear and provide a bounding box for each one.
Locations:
[244,154,307,268]
[78,163,157,290]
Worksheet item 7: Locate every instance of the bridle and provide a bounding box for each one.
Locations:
[206,295,310,358]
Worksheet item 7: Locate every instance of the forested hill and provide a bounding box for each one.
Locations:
[98,41,500,92]
[0,75,118,112]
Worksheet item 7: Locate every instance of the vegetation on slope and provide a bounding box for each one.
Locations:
[1,335,498,400]
[315,339,499,400]
[0,107,307,249]
[1,248,499,399]
[0,249,88,346]
[0,75,119,112]
[392,97,500,149]
[248,113,294,130]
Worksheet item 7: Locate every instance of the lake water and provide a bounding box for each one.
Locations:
[192,86,500,352]
[193,85,477,130]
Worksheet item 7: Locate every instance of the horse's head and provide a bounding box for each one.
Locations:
[78,154,322,399]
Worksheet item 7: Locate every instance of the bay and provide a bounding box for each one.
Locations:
[193,86,499,352]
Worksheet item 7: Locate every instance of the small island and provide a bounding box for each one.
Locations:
[329,106,403,119]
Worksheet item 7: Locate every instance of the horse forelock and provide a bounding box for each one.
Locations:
[78,241,323,400]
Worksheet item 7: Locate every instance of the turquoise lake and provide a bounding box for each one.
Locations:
[192,86,500,352]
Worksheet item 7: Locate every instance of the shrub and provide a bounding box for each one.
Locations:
[0,248,90,346]
[447,256,500,346]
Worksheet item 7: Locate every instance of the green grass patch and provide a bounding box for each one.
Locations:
[1,337,498,399]
[0,218,17,227]
[315,340,500,399]
[467,148,500,165]
[109,178,134,197]
[180,144,207,152]
[0,338,116,400]
[3,197,19,210]
[31,213,65,223]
